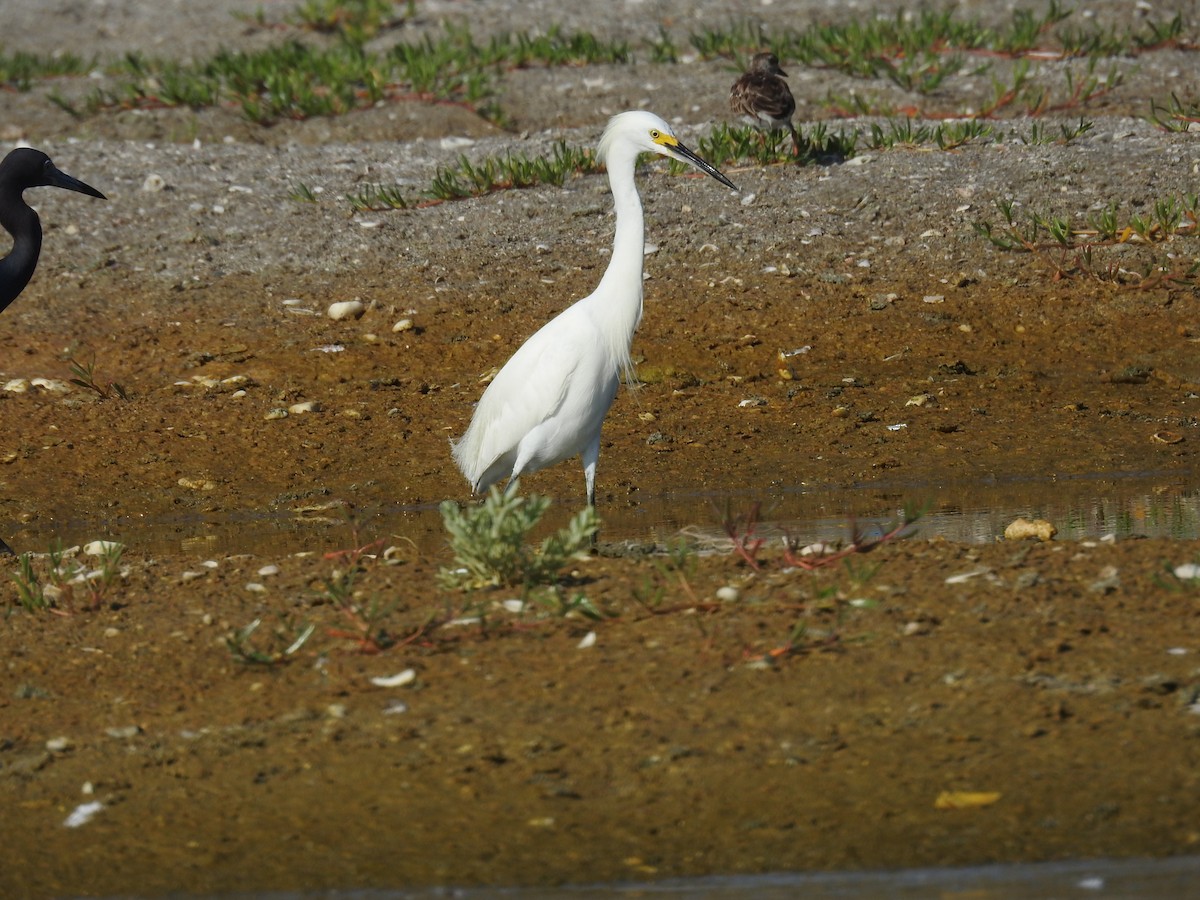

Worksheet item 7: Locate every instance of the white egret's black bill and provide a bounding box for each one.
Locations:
[672,141,738,191]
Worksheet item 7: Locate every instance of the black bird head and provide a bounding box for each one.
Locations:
[0,148,106,312]
[0,147,106,200]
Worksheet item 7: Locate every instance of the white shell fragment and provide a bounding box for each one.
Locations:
[328,300,366,320]
[945,567,991,585]
[1173,563,1200,580]
[1004,517,1057,542]
[393,318,414,333]
[83,540,122,556]
[64,801,105,829]
[577,631,597,649]
[288,401,320,415]
[370,669,416,688]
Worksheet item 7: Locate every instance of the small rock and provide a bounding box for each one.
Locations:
[392,318,414,333]
[257,564,279,577]
[245,582,266,593]
[3,378,29,393]
[104,726,141,740]
[328,299,366,320]
[264,408,289,421]
[288,401,320,415]
[1004,517,1056,542]
[83,540,122,556]
[578,631,597,649]
[1174,563,1200,580]
[141,173,166,192]
[177,476,216,492]
[63,801,104,828]
[715,585,741,603]
[370,669,416,688]
[46,736,73,753]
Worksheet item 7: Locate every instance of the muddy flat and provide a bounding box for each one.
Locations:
[2,2,1200,897]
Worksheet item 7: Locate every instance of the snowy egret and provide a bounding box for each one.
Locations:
[452,110,736,507]
[0,147,106,314]
[729,52,798,154]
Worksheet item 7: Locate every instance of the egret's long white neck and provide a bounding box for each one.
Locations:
[588,144,645,376]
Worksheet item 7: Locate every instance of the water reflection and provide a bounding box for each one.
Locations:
[12,471,1200,558]
[160,854,1200,899]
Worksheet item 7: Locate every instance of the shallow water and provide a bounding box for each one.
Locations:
[16,470,1200,558]
[131,855,1200,899]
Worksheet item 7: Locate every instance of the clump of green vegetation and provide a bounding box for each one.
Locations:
[225,616,316,666]
[674,122,856,171]
[288,0,412,42]
[348,139,602,209]
[439,483,599,590]
[0,48,91,90]
[10,540,127,613]
[863,117,993,151]
[974,196,1200,286]
[67,353,129,401]
[1146,92,1200,133]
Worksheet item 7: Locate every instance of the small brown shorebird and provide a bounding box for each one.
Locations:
[729,52,799,154]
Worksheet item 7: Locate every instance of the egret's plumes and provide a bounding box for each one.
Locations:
[452,111,736,507]
[0,148,106,314]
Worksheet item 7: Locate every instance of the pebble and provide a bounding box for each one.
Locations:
[245,582,266,593]
[288,401,320,415]
[30,378,71,392]
[142,173,166,192]
[328,299,365,320]
[257,564,279,577]
[177,476,216,491]
[264,408,289,420]
[1004,517,1057,542]
[370,669,416,688]
[393,318,414,333]
[3,378,28,393]
[1174,563,1200,580]
[501,599,525,613]
[83,540,122,556]
[46,736,73,753]
[715,585,741,603]
[104,726,141,740]
[578,631,597,649]
[63,801,104,829]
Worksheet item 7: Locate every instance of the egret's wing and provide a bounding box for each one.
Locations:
[453,315,584,487]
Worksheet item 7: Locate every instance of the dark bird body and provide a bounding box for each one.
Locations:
[729,52,799,154]
[0,147,106,314]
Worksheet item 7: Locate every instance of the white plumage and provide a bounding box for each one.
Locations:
[452,110,736,506]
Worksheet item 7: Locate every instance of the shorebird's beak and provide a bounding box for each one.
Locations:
[45,162,106,200]
[666,139,738,191]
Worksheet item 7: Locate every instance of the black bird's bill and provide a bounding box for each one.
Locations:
[45,162,106,200]
[670,140,738,191]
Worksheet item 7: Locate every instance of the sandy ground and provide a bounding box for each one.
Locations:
[3,1,1200,897]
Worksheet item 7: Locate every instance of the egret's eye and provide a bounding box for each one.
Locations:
[649,130,660,139]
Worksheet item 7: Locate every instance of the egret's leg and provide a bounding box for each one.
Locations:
[582,433,601,509]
